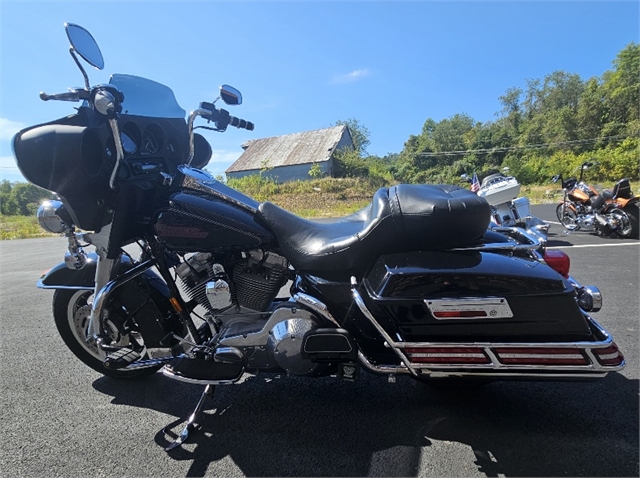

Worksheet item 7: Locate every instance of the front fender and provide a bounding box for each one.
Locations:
[36,254,169,299]
[38,253,179,349]
[37,253,101,290]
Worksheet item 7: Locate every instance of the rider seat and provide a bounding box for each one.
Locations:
[257,184,490,277]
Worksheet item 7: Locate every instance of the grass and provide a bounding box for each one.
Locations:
[3,180,637,239]
[0,214,57,240]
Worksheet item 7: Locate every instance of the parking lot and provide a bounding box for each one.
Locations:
[1,205,638,477]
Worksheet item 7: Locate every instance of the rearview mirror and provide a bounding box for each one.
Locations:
[65,23,104,70]
[220,85,242,105]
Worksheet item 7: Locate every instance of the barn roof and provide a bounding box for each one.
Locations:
[225,125,351,173]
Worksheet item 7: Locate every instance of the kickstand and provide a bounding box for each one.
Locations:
[165,384,215,452]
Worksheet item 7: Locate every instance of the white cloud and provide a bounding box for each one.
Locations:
[202,149,242,179]
[209,149,242,164]
[331,69,371,85]
[0,118,27,141]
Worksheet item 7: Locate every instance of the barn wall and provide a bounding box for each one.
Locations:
[226,160,332,183]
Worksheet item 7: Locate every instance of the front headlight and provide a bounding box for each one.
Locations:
[37,200,70,234]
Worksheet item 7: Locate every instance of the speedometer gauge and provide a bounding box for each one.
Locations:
[121,132,137,154]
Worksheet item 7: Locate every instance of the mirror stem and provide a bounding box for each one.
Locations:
[69,47,90,91]
[186,108,210,166]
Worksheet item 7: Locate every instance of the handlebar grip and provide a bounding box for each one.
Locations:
[229,116,254,131]
[198,103,254,131]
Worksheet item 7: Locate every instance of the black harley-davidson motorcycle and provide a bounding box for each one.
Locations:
[13,24,624,450]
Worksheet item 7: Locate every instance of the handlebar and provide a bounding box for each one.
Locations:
[199,101,254,131]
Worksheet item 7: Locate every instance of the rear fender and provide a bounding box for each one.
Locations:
[612,195,639,209]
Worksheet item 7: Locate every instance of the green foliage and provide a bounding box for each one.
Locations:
[389,42,639,186]
[308,162,324,179]
[1,214,56,240]
[0,180,54,216]
[333,118,371,154]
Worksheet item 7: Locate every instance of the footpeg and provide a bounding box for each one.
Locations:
[104,348,142,369]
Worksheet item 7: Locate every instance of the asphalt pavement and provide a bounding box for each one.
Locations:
[1,205,638,477]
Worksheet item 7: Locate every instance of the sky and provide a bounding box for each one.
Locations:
[1,1,638,182]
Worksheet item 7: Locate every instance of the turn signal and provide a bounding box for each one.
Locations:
[543,250,570,278]
[576,285,602,312]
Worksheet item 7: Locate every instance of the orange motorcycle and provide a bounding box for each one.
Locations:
[552,162,639,239]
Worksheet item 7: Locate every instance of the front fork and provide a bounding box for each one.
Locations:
[72,227,202,358]
[69,222,118,360]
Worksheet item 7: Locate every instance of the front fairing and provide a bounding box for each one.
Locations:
[12,75,212,233]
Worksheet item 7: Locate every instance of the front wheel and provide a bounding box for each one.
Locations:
[556,202,580,231]
[52,289,160,379]
[612,205,639,239]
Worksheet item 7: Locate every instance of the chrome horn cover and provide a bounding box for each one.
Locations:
[37,200,70,234]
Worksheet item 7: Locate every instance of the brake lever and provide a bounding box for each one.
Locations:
[39,89,90,102]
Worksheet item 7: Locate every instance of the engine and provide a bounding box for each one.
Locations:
[174,250,350,377]
[175,249,289,316]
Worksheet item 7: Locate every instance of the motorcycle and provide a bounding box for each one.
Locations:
[13,24,625,450]
[462,169,549,242]
[552,161,639,239]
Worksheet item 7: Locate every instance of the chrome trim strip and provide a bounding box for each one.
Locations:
[357,351,410,374]
[293,292,341,327]
[356,351,611,379]
[352,283,624,375]
[496,354,583,359]
[161,366,244,385]
[351,278,419,377]
[36,281,93,290]
[449,227,541,252]
[409,353,488,358]
[123,356,176,370]
[424,297,514,320]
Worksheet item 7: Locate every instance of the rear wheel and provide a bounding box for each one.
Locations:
[52,289,161,379]
[612,205,639,239]
[556,202,580,231]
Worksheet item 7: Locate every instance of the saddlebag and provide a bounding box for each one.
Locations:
[361,250,593,343]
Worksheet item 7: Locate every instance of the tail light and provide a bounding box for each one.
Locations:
[592,343,625,367]
[543,249,570,278]
[493,347,588,366]
[405,347,490,364]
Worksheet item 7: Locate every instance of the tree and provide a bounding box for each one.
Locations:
[0,180,18,215]
[9,183,53,215]
[602,42,640,130]
[334,118,371,155]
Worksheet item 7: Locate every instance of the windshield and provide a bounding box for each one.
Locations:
[108,74,186,119]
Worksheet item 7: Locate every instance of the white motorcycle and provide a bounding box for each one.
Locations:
[463,169,549,243]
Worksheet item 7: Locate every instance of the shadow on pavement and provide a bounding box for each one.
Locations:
[93,371,639,477]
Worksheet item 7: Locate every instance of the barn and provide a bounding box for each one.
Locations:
[225,125,354,182]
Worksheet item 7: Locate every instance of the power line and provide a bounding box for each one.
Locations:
[408,134,634,158]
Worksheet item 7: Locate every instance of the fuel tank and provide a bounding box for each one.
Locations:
[154,191,275,252]
[360,250,593,343]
